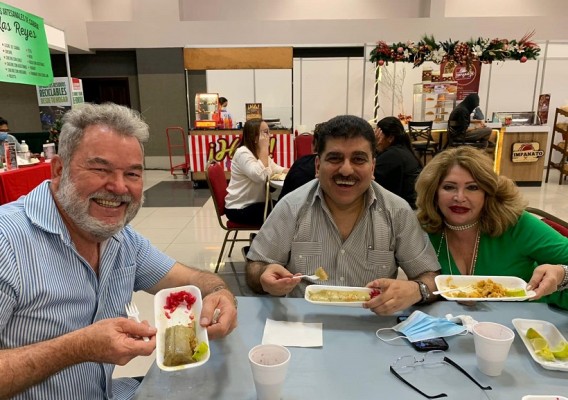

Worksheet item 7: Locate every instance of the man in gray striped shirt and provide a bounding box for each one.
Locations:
[0,104,237,399]
[246,115,440,315]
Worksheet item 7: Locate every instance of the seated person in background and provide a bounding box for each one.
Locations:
[245,115,440,316]
[374,117,423,209]
[225,119,288,226]
[278,125,321,201]
[415,146,568,309]
[0,103,237,399]
[447,93,492,146]
[0,116,22,159]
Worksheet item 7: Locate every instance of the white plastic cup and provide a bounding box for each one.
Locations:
[248,344,290,400]
[472,322,515,376]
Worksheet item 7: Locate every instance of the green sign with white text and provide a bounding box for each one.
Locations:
[0,2,53,86]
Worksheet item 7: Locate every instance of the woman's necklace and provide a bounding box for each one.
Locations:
[444,220,479,231]
[437,228,481,275]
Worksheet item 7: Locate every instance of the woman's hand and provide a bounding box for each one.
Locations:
[258,130,270,151]
[527,264,566,299]
[257,130,270,166]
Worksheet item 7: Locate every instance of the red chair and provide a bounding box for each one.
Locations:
[205,161,262,275]
[526,207,568,238]
[294,133,314,160]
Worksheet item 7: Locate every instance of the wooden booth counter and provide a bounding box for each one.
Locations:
[189,129,293,182]
[494,125,550,186]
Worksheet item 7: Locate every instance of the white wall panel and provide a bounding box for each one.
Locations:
[485,61,539,118]
[255,69,293,128]
[539,59,568,163]
[299,58,348,131]
[347,58,364,117]
[206,70,254,125]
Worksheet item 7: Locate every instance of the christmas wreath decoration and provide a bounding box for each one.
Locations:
[370,31,540,69]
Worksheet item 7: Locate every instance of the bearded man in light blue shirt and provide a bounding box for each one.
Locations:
[0,104,238,399]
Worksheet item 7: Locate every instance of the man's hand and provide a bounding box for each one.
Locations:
[77,318,157,366]
[363,279,422,315]
[260,264,301,296]
[0,318,157,398]
[201,288,238,340]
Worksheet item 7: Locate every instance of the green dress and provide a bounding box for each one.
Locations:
[428,211,568,309]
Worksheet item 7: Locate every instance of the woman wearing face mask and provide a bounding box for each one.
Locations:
[374,117,422,209]
[225,119,288,226]
[415,146,568,309]
[0,117,22,160]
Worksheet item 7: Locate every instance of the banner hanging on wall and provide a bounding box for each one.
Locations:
[440,60,482,101]
[0,2,53,86]
[36,77,84,131]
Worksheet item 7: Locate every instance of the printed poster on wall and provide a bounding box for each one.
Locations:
[246,103,262,121]
[537,94,551,124]
[36,77,83,131]
[0,2,53,86]
[440,61,481,101]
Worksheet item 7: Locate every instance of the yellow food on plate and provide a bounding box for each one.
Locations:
[308,289,371,302]
[530,338,555,361]
[315,267,328,281]
[270,173,287,181]
[444,278,525,298]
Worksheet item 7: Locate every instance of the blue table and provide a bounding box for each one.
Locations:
[134,297,568,399]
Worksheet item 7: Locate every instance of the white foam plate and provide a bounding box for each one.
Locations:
[522,396,568,400]
[512,318,568,372]
[304,285,378,307]
[154,285,210,371]
[435,275,536,301]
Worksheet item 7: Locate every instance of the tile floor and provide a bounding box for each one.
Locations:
[113,168,568,378]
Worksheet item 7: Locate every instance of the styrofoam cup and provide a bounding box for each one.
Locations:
[248,344,290,400]
[472,322,515,376]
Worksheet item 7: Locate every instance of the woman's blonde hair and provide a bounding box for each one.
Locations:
[415,147,527,236]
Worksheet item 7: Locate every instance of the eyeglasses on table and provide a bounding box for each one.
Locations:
[389,350,492,399]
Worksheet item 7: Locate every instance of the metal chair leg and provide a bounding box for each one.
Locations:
[214,231,232,273]
[227,230,238,257]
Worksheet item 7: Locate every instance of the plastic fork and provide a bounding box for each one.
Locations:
[433,285,475,295]
[125,301,150,342]
[297,274,323,280]
[297,267,329,281]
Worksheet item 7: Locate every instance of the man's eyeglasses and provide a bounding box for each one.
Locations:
[390,350,492,399]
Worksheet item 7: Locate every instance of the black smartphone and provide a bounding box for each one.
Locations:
[397,315,449,352]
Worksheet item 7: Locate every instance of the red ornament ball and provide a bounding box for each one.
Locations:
[397,47,404,54]
[520,56,528,63]
[378,59,385,66]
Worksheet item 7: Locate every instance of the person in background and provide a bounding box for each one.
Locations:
[0,103,238,399]
[225,119,288,226]
[0,116,22,159]
[246,115,440,316]
[374,117,423,209]
[415,146,568,309]
[447,93,492,146]
[219,97,233,129]
[278,124,321,201]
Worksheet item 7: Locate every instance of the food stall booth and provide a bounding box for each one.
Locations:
[184,47,294,183]
[492,111,550,186]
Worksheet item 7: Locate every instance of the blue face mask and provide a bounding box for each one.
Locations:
[0,132,8,141]
[376,310,468,343]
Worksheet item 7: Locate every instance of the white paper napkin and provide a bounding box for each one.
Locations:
[261,319,323,347]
